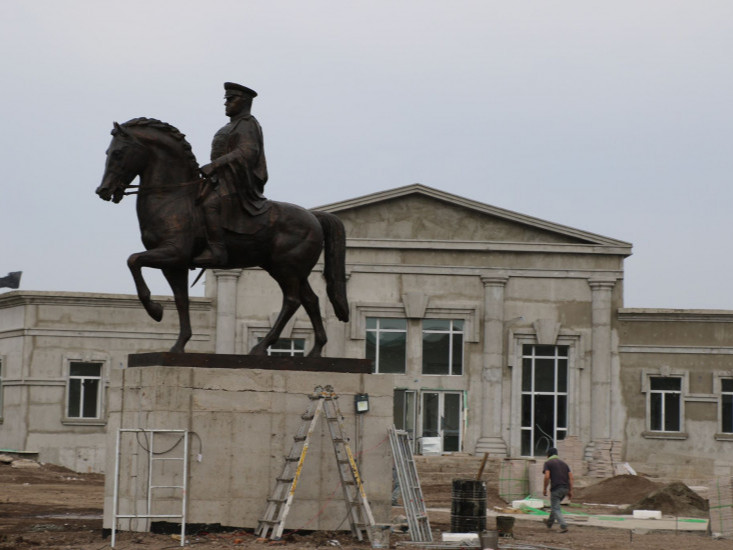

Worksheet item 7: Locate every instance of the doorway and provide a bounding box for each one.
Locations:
[421,391,463,453]
[520,345,568,457]
[394,389,417,449]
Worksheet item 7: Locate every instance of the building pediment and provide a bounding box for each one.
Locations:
[315,184,631,254]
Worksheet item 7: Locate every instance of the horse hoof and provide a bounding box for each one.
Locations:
[307,349,323,358]
[248,344,268,356]
[147,302,164,322]
[169,345,186,354]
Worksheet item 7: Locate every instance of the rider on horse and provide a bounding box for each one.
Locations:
[195,82,269,267]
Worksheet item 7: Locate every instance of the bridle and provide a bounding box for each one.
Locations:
[122,179,203,196]
[108,127,203,197]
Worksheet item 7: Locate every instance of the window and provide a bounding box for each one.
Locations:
[422,319,464,375]
[67,362,102,419]
[263,338,306,357]
[520,345,568,456]
[366,318,406,373]
[721,379,733,433]
[649,376,681,432]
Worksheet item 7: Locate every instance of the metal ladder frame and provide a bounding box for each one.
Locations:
[111,428,189,548]
[257,385,375,541]
[389,425,432,542]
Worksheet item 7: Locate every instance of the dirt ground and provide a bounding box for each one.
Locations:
[0,459,730,550]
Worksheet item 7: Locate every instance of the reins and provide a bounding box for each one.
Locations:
[123,178,203,196]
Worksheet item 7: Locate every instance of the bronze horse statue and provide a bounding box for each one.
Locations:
[96,117,348,355]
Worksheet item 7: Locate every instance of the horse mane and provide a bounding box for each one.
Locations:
[120,117,199,172]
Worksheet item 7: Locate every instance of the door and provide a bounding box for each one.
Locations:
[394,389,417,449]
[421,391,463,453]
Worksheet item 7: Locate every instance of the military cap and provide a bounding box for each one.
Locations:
[224,82,258,98]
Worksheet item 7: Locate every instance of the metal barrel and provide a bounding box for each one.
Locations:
[450,478,487,532]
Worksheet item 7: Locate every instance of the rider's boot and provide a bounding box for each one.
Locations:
[193,203,228,267]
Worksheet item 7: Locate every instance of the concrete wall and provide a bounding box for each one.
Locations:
[103,365,393,532]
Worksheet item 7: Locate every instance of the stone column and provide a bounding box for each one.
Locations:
[475,276,508,456]
[213,269,243,354]
[588,278,616,442]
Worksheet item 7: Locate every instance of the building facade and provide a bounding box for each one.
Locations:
[1,184,732,478]
[0,292,212,471]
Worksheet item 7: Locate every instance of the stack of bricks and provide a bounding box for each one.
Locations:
[556,436,585,477]
[709,477,733,538]
[586,439,623,478]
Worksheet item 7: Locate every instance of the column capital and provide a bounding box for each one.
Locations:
[588,277,617,291]
[212,268,244,280]
[481,275,509,287]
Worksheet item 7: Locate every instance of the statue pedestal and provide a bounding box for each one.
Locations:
[103,354,392,534]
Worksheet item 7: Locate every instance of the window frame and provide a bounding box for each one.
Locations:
[641,368,688,439]
[421,319,464,376]
[242,321,313,356]
[713,373,733,440]
[519,344,569,457]
[508,330,581,458]
[349,301,480,343]
[260,337,306,357]
[366,317,407,374]
[648,376,682,432]
[63,359,106,425]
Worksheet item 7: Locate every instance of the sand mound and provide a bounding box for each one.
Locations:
[624,481,708,518]
[574,474,661,505]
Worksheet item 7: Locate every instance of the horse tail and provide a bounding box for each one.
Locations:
[313,210,349,322]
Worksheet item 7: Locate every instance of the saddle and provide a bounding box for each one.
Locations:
[220,193,273,235]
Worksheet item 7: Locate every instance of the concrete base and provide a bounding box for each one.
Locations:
[103,357,393,534]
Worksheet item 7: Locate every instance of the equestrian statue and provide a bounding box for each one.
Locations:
[95,83,349,355]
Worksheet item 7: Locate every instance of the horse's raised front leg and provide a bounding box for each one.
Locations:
[299,280,327,357]
[128,252,164,322]
[249,277,301,356]
[162,267,192,353]
[127,246,188,323]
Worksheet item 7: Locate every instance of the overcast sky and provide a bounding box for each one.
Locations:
[1,1,732,309]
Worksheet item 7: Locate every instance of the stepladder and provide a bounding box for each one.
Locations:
[256,385,375,541]
[389,426,432,542]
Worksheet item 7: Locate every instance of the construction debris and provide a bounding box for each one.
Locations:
[585,439,622,478]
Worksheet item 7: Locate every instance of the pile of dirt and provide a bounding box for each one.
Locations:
[624,481,709,518]
[574,474,661,505]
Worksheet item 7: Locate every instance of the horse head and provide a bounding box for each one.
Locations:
[96,118,199,203]
[96,121,151,203]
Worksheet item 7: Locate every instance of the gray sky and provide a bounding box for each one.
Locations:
[1,1,732,309]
